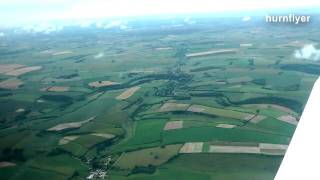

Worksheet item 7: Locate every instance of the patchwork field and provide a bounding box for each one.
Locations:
[0,14,319,180]
[180,142,204,153]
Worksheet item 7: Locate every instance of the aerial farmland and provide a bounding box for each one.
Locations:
[0,14,319,180]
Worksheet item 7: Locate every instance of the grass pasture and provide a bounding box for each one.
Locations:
[114,144,181,169]
[1,15,319,180]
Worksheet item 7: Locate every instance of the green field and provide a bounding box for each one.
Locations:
[0,14,319,179]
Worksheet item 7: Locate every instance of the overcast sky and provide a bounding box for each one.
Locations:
[1,0,320,26]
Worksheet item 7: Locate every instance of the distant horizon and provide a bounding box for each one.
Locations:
[1,0,320,27]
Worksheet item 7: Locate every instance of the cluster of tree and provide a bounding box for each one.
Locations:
[252,78,266,86]
[281,64,320,75]
[14,109,31,121]
[154,81,177,97]
[131,165,156,175]
[1,148,26,161]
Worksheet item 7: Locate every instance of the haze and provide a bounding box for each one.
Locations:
[1,0,320,26]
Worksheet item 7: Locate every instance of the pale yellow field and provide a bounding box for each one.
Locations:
[259,143,288,150]
[116,86,140,100]
[5,66,42,76]
[46,86,70,92]
[216,124,236,129]
[180,142,204,153]
[52,51,73,56]
[130,69,156,73]
[187,105,205,113]
[155,47,172,50]
[15,108,25,113]
[89,81,120,88]
[250,115,267,124]
[47,116,95,131]
[91,133,115,139]
[243,114,256,121]
[179,142,287,155]
[259,143,288,155]
[0,78,23,89]
[277,115,298,125]
[209,145,260,154]
[59,136,79,145]
[164,121,183,130]
[0,64,25,74]
[186,49,237,57]
[0,64,40,78]
[0,162,16,168]
[208,143,287,155]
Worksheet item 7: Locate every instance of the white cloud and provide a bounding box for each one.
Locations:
[95,21,104,28]
[12,19,130,34]
[0,32,5,37]
[242,16,251,22]
[78,20,93,28]
[104,20,127,29]
[184,17,196,24]
[21,22,64,34]
[94,52,104,59]
[294,44,320,61]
